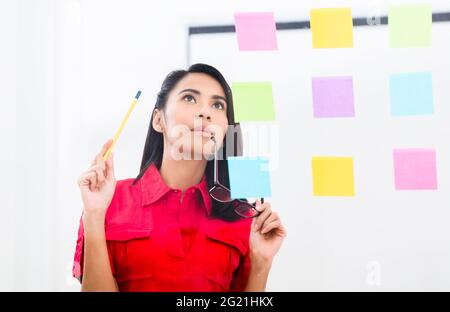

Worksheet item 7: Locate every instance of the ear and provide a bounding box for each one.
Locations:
[152,109,164,133]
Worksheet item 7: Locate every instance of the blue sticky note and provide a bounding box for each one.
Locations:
[228,157,272,199]
[389,72,434,116]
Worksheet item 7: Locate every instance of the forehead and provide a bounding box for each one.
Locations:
[173,73,225,97]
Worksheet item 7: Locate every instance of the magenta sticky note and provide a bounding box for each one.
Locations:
[312,76,355,118]
[393,149,438,190]
[234,12,278,51]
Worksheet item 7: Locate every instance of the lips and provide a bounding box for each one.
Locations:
[192,126,213,135]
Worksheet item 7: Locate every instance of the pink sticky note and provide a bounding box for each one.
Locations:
[393,149,438,190]
[234,12,278,51]
[312,76,355,118]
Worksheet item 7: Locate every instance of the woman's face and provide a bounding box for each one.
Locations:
[153,73,229,160]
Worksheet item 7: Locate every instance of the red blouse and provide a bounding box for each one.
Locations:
[72,163,252,292]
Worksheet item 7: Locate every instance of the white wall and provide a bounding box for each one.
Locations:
[0,0,17,291]
[0,0,447,291]
[190,13,450,291]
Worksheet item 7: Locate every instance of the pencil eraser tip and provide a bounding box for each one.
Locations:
[135,90,142,99]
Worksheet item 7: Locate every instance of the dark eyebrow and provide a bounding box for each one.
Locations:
[178,88,201,96]
[212,95,227,103]
[178,89,227,103]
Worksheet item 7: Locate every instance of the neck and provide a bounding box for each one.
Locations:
[159,149,207,192]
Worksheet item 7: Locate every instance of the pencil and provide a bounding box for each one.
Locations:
[103,90,141,161]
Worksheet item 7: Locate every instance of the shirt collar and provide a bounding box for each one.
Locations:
[140,163,212,216]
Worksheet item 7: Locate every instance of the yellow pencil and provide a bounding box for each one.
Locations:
[103,90,141,161]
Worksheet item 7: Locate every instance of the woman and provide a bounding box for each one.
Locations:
[73,63,286,292]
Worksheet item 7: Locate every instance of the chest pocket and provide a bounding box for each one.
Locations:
[106,226,154,283]
[204,227,246,290]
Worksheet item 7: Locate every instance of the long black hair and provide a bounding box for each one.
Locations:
[132,63,245,222]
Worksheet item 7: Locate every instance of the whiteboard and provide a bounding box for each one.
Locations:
[188,14,450,291]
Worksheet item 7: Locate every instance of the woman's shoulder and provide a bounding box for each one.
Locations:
[108,178,140,205]
[104,177,149,228]
[114,177,138,193]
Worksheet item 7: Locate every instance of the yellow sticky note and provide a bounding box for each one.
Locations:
[310,8,354,48]
[312,157,355,196]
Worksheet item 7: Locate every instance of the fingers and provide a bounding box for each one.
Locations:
[78,164,106,191]
[99,139,115,181]
[88,172,98,192]
[100,139,114,160]
[105,152,115,180]
[255,198,270,213]
[249,200,286,236]
[86,138,115,179]
[78,171,97,192]
[260,210,278,233]
[261,219,281,234]
[254,200,272,232]
[78,172,93,187]
[91,164,105,186]
[79,139,115,192]
[91,139,113,167]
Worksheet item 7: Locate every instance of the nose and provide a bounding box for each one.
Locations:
[195,106,212,121]
[196,113,211,121]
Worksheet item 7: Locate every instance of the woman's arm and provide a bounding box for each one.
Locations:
[244,199,287,291]
[81,214,119,292]
[77,139,118,292]
[244,257,272,292]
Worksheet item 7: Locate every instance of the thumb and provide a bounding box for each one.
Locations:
[105,152,115,180]
[254,198,263,213]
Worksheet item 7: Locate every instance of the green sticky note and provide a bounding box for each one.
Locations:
[232,82,276,122]
[389,4,432,47]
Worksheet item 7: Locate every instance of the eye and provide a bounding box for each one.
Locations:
[183,94,196,103]
[212,102,225,110]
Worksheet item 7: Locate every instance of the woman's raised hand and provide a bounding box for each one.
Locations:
[78,139,117,219]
